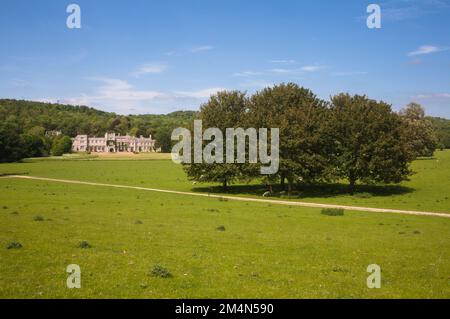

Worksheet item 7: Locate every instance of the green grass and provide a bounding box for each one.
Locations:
[1,150,449,212]
[0,151,449,298]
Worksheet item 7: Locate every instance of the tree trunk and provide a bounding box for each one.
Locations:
[287,178,293,196]
[280,174,286,191]
[349,175,356,195]
[222,179,228,191]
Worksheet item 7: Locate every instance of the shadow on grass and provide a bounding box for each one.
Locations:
[414,157,437,161]
[192,183,414,199]
[0,172,29,177]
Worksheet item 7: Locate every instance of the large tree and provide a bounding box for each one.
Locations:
[154,126,173,153]
[51,136,73,156]
[399,102,437,158]
[182,91,248,189]
[328,94,413,193]
[0,121,23,163]
[247,83,330,194]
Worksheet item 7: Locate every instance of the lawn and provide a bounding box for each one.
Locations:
[1,150,449,213]
[0,151,449,298]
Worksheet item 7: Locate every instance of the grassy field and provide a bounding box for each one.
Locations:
[1,150,450,212]
[0,151,449,298]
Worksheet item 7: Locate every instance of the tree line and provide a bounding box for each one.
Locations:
[183,83,439,194]
[0,99,195,162]
[0,90,448,172]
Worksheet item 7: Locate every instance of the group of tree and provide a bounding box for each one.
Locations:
[182,83,439,194]
[0,122,73,162]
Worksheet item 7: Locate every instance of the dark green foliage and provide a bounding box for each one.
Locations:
[321,208,344,216]
[20,134,47,157]
[78,240,92,249]
[0,121,23,163]
[216,225,226,231]
[6,242,23,249]
[328,94,413,192]
[183,91,248,189]
[428,117,450,149]
[154,126,173,153]
[149,265,172,278]
[248,83,331,193]
[51,136,73,156]
[33,215,45,222]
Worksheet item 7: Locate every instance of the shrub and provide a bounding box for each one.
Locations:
[33,215,45,221]
[78,240,92,249]
[6,242,22,249]
[135,220,143,224]
[321,208,344,216]
[149,265,172,278]
[216,225,226,231]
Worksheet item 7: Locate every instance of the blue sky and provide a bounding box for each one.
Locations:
[0,0,449,117]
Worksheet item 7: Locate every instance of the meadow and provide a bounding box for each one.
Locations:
[0,151,449,298]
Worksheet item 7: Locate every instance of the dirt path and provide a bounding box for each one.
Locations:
[4,175,450,219]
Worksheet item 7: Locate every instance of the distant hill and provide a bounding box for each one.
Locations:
[0,99,197,138]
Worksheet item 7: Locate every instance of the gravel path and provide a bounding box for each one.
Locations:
[4,175,450,219]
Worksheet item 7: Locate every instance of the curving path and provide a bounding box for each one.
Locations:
[3,175,450,219]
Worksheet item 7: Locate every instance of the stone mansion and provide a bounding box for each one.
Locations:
[72,133,156,153]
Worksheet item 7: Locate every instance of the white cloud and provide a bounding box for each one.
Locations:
[40,79,226,114]
[175,87,226,98]
[10,78,30,88]
[270,59,296,64]
[407,45,448,56]
[131,63,167,77]
[165,51,178,57]
[331,71,368,77]
[412,92,450,99]
[268,68,294,74]
[190,45,214,53]
[232,71,262,77]
[239,79,274,90]
[93,77,165,101]
[375,0,450,21]
[301,65,326,72]
[40,77,167,113]
[268,65,326,74]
